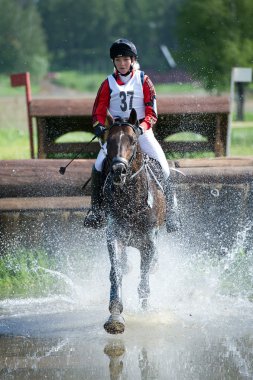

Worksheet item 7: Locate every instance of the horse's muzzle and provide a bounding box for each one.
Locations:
[111,157,128,185]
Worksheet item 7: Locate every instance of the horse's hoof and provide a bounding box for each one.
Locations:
[104,341,125,357]
[104,315,125,334]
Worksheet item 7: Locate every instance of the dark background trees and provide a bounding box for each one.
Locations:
[176,0,253,91]
[1,0,253,90]
[0,0,48,79]
[37,0,180,73]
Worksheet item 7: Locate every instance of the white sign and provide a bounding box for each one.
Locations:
[233,67,252,83]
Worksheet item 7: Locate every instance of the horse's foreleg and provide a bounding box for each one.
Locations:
[104,237,125,334]
[138,242,156,310]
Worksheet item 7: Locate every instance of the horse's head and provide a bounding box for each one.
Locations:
[106,109,141,186]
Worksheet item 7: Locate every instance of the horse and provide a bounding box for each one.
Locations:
[102,108,166,334]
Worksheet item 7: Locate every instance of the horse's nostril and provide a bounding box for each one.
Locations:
[112,163,126,174]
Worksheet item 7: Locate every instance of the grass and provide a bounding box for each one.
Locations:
[0,128,31,159]
[0,249,66,298]
[51,70,108,93]
[155,82,206,95]
[230,126,253,155]
[44,70,208,95]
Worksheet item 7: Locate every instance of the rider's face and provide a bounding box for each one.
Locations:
[114,56,132,74]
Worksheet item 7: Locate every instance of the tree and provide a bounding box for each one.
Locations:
[37,0,179,72]
[38,0,124,71]
[0,0,48,79]
[176,0,253,91]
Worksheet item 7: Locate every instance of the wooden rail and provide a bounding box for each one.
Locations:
[1,157,253,201]
[10,73,230,158]
[1,158,252,255]
[29,96,230,158]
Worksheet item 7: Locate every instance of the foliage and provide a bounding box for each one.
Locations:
[2,0,253,90]
[0,249,66,298]
[37,0,179,72]
[176,0,253,91]
[0,0,48,80]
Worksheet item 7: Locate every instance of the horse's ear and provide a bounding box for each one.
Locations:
[106,109,114,127]
[128,108,138,125]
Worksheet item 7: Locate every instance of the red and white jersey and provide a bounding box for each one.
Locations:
[92,69,157,131]
[108,70,145,120]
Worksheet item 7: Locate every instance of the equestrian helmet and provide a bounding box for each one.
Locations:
[110,39,138,59]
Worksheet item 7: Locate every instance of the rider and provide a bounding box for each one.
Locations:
[84,38,180,233]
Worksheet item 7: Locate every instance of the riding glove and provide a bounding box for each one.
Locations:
[94,123,106,137]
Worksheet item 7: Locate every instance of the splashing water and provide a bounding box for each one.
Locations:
[0,223,253,379]
[1,222,252,318]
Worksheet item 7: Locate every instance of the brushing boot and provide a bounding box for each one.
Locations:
[84,165,105,228]
[165,177,181,233]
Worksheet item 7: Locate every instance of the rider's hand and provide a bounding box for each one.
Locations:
[94,123,106,138]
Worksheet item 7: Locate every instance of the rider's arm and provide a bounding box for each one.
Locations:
[92,79,110,127]
[140,75,158,132]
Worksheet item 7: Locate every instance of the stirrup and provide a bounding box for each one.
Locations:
[84,209,105,228]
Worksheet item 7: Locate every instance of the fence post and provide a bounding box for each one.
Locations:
[10,72,34,159]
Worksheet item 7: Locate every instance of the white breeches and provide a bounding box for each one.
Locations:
[95,129,170,178]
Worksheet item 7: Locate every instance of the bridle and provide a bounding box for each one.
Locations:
[100,119,146,190]
[107,121,141,177]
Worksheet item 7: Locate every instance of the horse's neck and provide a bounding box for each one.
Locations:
[130,149,148,197]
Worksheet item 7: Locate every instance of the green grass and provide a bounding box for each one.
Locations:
[49,70,208,95]
[230,127,253,156]
[0,128,31,159]
[51,70,108,93]
[233,112,253,122]
[0,249,66,298]
[155,82,206,95]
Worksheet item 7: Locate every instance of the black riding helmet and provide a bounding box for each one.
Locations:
[110,39,138,59]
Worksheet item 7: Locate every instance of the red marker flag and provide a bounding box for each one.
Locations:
[10,72,29,87]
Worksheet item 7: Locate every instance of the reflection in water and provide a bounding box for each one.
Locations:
[0,312,253,380]
[104,341,125,380]
[138,348,158,380]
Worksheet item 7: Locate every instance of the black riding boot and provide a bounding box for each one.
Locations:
[84,165,105,228]
[165,177,181,233]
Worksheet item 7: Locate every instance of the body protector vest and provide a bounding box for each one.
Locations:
[107,70,145,120]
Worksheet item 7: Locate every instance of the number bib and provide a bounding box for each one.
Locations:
[107,70,145,120]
